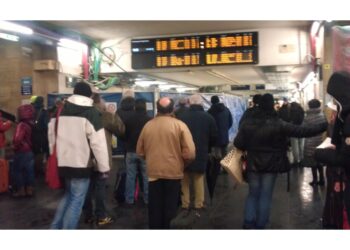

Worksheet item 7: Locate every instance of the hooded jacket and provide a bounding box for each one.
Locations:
[48,95,110,178]
[316,71,350,176]
[13,104,34,153]
[207,103,233,147]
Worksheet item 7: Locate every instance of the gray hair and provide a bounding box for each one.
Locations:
[189,94,203,105]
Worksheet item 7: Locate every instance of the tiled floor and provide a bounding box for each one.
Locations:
[0,159,327,229]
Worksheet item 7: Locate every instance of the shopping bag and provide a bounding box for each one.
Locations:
[45,146,61,189]
[220,147,246,184]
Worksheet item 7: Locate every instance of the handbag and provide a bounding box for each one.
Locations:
[45,107,63,189]
[220,147,246,184]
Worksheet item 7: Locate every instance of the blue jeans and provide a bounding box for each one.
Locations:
[83,172,108,220]
[125,152,148,204]
[244,172,277,229]
[51,178,90,229]
[13,152,34,189]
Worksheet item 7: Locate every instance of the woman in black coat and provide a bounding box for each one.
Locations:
[234,93,327,229]
[315,71,350,226]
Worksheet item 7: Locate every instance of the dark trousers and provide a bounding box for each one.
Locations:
[83,172,107,220]
[148,179,181,229]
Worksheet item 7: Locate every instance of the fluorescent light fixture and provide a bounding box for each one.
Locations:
[59,38,87,51]
[0,32,19,42]
[135,80,167,87]
[0,21,33,35]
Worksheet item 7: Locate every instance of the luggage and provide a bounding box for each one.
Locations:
[0,158,9,193]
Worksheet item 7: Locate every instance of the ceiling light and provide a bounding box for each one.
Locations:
[0,32,19,42]
[59,38,87,51]
[0,21,33,35]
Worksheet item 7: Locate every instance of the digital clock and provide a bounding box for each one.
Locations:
[131,31,258,69]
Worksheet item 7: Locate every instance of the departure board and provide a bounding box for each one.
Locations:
[131,31,258,69]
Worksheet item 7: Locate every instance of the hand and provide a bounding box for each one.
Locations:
[99,171,109,179]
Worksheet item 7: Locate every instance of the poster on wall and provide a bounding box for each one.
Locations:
[332,26,350,73]
[21,77,32,96]
[105,102,117,113]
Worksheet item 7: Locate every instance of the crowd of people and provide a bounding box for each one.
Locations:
[1,71,350,230]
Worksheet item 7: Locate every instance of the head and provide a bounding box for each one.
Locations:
[33,96,44,109]
[252,94,262,106]
[30,95,37,104]
[135,98,147,112]
[282,97,289,105]
[327,71,350,119]
[91,93,106,111]
[259,93,275,113]
[211,95,220,105]
[73,82,92,98]
[120,96,135,111]
[157,97,174,114]
[308,99,321,109]
[178,97,188,107]
[189,94,203,106]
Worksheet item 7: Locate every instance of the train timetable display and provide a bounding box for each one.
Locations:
[131,31,258,69]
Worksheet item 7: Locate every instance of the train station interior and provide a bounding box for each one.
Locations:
[1,0,350,249]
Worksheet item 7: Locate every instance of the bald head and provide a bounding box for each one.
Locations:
[157,97,174,114]
[159,97,171,107]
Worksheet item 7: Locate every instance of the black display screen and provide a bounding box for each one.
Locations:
[131,31,258,69]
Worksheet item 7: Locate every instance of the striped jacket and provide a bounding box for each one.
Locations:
[48,95,110,178]
[303,108,327,158]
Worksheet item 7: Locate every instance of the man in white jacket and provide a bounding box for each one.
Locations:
[49,82,110,229]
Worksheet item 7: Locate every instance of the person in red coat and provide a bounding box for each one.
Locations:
[0,111,12,158]
[12,104,35,197]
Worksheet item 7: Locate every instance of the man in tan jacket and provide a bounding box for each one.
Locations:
[137,97,195,229]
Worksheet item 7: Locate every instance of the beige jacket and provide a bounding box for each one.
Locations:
[136,114,195,180]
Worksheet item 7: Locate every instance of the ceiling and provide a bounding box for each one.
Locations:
[46,20,313,95]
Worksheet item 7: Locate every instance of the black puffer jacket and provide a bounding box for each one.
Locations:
[177,105,218,173]
[207,103,232,147]
[315,71,350,177]
[234,109,327,173]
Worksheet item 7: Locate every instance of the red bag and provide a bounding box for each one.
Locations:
[45,146,61,189]
[45,107,62,189]
[0,159,9,193]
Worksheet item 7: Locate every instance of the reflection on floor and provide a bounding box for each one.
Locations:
[0,159,326,229]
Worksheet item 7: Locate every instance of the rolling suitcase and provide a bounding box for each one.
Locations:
[0,158,9,193]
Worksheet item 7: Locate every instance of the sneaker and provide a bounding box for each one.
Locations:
[97,216,114,226]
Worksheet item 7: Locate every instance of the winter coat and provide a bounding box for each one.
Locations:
[96,105,125,170]
[177,105,218,173]
[303,108,327,159]
[13,104,34,153]
[136,114,196,180]
[207,103,233,147]
[234,109,327,173]
[315,71,350,177]
[174,105,189,118]
[239,106,259,128]
[0,112,11,149]
[48,95,110,178]
[124,110,152,153]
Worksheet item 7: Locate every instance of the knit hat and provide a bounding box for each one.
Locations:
[211,95,220,104]
[259,93,274,112]
[73,82,92,97]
